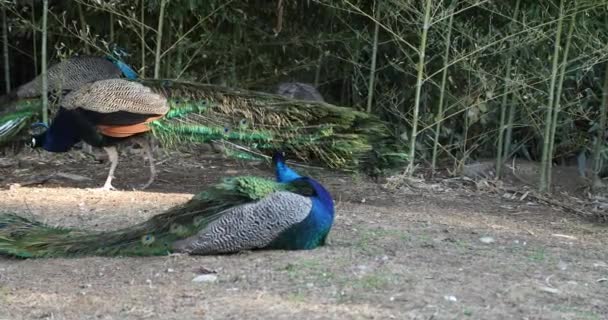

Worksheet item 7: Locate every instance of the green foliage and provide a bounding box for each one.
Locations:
[3,0,608,179]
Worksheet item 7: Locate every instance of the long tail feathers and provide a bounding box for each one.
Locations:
[0,103,40,145]
[0,176,288,258]
[143,80,408,175]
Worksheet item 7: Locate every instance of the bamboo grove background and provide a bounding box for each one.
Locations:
[0,0,607,192]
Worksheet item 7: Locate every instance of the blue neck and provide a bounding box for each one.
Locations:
[303,177,334,216]
[106,56,138,80]
[275,160,302,183]
[267,177,335,250]
[38,109,82,152]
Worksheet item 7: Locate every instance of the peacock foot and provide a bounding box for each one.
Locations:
[87,183,117,191]
[132,180,154,191]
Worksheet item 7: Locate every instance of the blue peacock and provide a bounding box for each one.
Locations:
[0,152,335,257]
[0,46,137,146]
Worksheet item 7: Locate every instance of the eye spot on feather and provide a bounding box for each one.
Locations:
[224,127,229,133]
[170,223,188,236]
[193,216,204,227]
[141,234,155,246]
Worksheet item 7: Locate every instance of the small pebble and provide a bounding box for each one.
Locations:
[479,236,495,244]
[192,274,218,283]
[444,295,457,302]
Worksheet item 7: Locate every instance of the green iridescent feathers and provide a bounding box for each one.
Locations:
[0,102,40,145]
[0,79,407,174]
[0,176,310,258]
[142,80,407,174]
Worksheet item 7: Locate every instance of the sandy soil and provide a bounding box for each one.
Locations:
[0,149,607,320]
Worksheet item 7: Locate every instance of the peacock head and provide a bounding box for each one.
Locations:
[271,150,286,165]
[106,44,138,80]
[272,150,302,183]
[28,122,49,148]
[109,44,130,59]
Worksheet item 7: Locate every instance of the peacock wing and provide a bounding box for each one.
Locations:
[172,191,312,255]
[62,79,169,115]
[16,56,123,99]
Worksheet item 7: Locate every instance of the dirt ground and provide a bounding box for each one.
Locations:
[0,148,607,320]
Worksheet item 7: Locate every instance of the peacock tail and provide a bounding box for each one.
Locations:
[0,102,40,145]
[0,176,312,258]
[141,79,408,174]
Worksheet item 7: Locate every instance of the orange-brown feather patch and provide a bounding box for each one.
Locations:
[97,115,163,138]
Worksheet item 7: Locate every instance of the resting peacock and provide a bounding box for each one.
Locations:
[276,82,325,102]
[0,152,335,258]
[0,47,137,146]
[28,78,406,189]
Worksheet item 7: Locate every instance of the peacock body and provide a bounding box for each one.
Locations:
[0,153,334,258]
[28,78,407,189]
[0,51,137,146]
[276,82,325,102]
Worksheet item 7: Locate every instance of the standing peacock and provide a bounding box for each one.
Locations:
[28,78,407,189]
[0,47,137,146]
[0,152,335,258]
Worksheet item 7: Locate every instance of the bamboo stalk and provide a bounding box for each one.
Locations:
[109,12,114,43]
[495,0,520,178]
[365,3,381,114]
[503,92,517,159]
[546,0,577,188]
[175,15,183,79]
[77,2,89,54]
[431,3,455,173]
[140,0,145,77]
[314,51,323,88]
[2,7,10,93]
[591,61,608,189]
[539,0,566,192]
[407,0,433,176]
[153,0,167,79]
[31,0,37,75]
[41,0,48,124]
[164,19,172,77]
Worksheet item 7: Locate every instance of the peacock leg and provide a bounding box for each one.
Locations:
[133,136,156,190]
[100,146,119,190]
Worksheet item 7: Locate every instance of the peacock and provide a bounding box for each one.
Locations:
[27,78,407,189]
[276,82,325,102]
[0,152,335,258]
[0,46,137,146]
